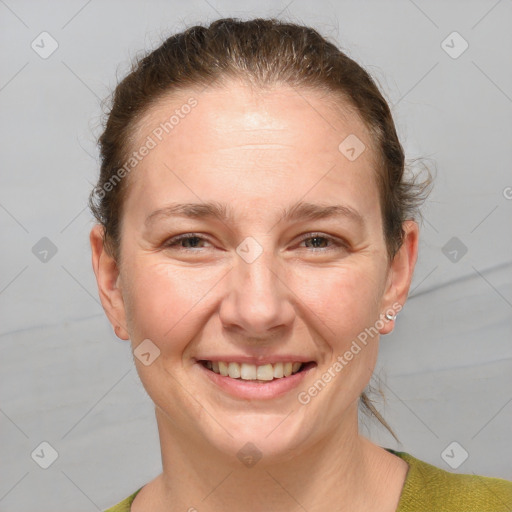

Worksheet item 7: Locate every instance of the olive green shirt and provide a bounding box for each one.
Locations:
[104,449,512,511]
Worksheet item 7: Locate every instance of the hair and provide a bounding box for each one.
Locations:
[89,17,432,441]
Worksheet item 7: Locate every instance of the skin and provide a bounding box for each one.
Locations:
[90,80,418,511]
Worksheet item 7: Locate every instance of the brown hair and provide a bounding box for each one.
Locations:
[89,17,432,441]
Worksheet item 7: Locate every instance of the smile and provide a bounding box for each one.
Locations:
[197,359,317,400]
[201,360,309,381]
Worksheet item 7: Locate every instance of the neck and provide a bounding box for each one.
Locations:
[135,403,407,512]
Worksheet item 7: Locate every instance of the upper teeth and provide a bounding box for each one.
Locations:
[205,361,303,380]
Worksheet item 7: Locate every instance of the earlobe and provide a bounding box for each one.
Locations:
[89,224,130,340]
[378,220,419,335]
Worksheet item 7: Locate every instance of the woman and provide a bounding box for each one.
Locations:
[89,18,512,512]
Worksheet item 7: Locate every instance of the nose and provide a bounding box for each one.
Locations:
[218,241,295,340]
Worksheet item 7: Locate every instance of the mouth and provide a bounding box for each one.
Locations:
[196,359,317,400]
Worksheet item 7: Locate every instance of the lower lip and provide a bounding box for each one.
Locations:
[197,362,315,400]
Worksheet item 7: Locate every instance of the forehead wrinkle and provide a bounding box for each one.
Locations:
[144,200,365,229]
[144,200,232,227]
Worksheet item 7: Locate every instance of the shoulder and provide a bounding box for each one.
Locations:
[387,449,512,512]
[103,488,142,512]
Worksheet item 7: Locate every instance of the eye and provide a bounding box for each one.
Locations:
[162,232,348,253]
[163,233,212,250]
[297,233,348,252]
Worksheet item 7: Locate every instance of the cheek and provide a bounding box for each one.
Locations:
[291,262,384,341]
[122,261,220,346]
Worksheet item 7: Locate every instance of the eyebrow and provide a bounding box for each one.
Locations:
[144,200,365,228]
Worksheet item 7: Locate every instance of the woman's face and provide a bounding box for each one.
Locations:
[91,81,417,461]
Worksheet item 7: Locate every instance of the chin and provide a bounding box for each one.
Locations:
[199,408,314,466]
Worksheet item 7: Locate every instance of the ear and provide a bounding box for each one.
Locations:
[89,224,130,340]
[378,220,419,334]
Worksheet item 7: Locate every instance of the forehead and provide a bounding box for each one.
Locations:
[124,81,380,224]
[135,81,374,157]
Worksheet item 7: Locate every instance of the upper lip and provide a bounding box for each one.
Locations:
[195,356,316,365]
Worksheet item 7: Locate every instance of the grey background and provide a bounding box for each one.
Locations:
[1,0,511,510]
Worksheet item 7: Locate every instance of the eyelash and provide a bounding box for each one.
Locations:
[162,232,348,253]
